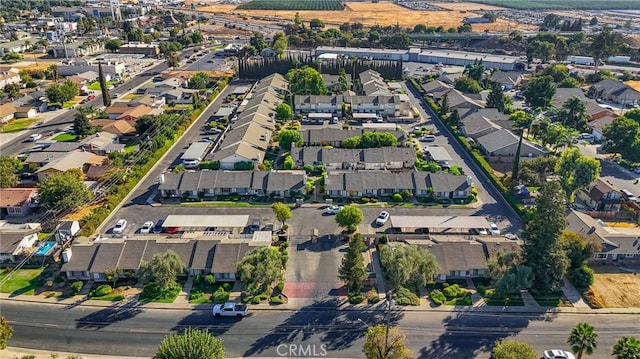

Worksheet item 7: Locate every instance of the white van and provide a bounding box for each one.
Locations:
[182,160,200,169]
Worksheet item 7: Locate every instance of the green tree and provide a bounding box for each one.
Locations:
[492,339,537,359]
[4,83,21,100]
[440,93,450,115]
[602,116,639,159]
[272,202,292,228]
[105,39,122,52]
[335,205,364,232]
[558,77,580,88]
[237,246,286,295]
[486,251,532,296]
[249,32,268,53]
[486,82,507,112]
[98,61,111,107]
[362,325,413,359]
[561,96,588,130]
[556,148,600,202]
[273,32,288,58]
[73,107,94,136]
[454,76,482,93]
[589,26,623,73]
[139,250,185,290]
[310,18,324,29]
[568,322,598,359]
[510,110,533,183]
[338,68,349,91]
[542,64,569,83]
[38,171,92,212]
[612,337,640,359]
[286,66,328,95]
[523,180,569,293]
[188,72,211,89]
[379,244,439,291]
[338,233,367,293]
[275,103,293,122]
[0,156,21,188]
[294,12,302,25]
[463,59,486,82]
[2,52,23,63]
[154,327,224,359]
[523,75,556,109]
[0,315,13,350]
[165,51,180,69]
[278,128,302,150]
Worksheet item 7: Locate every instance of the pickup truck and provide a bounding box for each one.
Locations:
[212,302,248,317]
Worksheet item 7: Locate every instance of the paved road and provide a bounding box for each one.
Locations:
[4,300,638,358]
[402,82,523,233]
[577,143,640,196]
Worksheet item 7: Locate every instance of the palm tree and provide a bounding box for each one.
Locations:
[510,110,533,183]
[612,337,640,359]
[562,96,587,130]
[568,323,598,359]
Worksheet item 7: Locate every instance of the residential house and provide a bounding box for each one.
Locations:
[0,221,41,263]
[301,128,363,147]
[322,73,351,92]
[589,114,617,141]
[0,188,37,218]
[445,89,483,115]
[359,70,391,96]
[24,151,69,168]
[578,178,624,212]
[211,243,251,281]
[476,128,546,157]
[459,111,501,139]
[13,106,37,119]
[12,90,47,112]
[489,71,522,90]
[91,119,137,137]
[253,73,289,96]
[81,132,125,155]
[212,142,263,170]
[160,89,193,105]
[418,239,488,280]
[235,106,277,131]
[117,104,155,121]
[552,88,588,109]
[422,80,453,101]
[414,172,472,199]
[131,94,165,108]
[588,79,640,106]
[437,71,464,85]
[290,146,416,170]
[0,68,20,88]
[35,151,105,181]
[0,103,17,124]
[294,95,343,114]
[50,40,105,58]
[566,210,640,262]
[348,95,411,117]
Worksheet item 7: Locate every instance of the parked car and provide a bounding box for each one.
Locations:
[489,222,500,235]
[153,219,164,233]
[248,218,261,233]
[420,135,436,142]
[203,128,222,135]
[375,211,390,225]
[140,221,154,234]
[325,205,344,215]
[87,94,96,100]
[543,350,575,359]
[212,302,248,317]
[112,219,127,234]
[28,133,42,142]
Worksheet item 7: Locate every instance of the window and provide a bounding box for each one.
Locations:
[625,254,635,258]
[593,253,607,259]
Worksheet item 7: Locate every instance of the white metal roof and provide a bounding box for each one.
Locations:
[308,113,333,119]
[390,216,490,229]
[162,215,249,228]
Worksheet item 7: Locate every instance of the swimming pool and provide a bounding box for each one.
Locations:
[35,241,56,256]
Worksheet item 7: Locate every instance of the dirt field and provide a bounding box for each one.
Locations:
[587,266,640,308]
[198,2,535,32]
[431,2,507,11]
[0,59,57,72]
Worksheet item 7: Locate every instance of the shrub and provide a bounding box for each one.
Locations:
[476,284,487,296]
[366,290,380,304]
[303,164,313,173]
[570,265,594,290]
[222,282,232,291]
[241,294,253,303]
[348,293,366,304]
[392,193,403,202]
[276,281,284,292]
[90,284,113,297]
[429,290,446,305]
[361,197,370,203]
[443,284,461,299]
[193,274,204,285]
[204,274,215,286]
[70,281,83,294]
[189,290,204,300]
[212,287,230,303]
[270,296,284,304]
[252,296,262,304]
[395,287,420,306]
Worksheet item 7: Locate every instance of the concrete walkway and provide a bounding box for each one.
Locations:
[174,276,194,305]
[521,290,542,310]
[561,280,591,308]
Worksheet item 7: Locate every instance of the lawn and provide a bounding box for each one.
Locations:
[0,118,37,133]
[0,266,47,295]
[63,101,76,108]
[124,144,137,153]
[123,94,142,100]
[90,293,125,301]
[88,81,118,91]
[532,291,565,307]
[472,278,525,306]
[52,133,78,142]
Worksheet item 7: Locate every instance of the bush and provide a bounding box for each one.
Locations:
[392,193,403,202]
[361,197,370,203]
[442,284,461,299]
[476,284,487,296]
[212,287,230,303]
[204,274,215,286]
[276,281,284,292]
[193,274,204,285]
[303,164,313,173]
[252,296,262,304]
[366,290,380,304]
[429,290,446,305]
[241,294,253,303]
[395,287,420,306]
[222,282,232,291]
[348,293,366,304]
[189,290,204,300]
[570,265,594,290]
[270,296,284,304]
[90,284,113,297]
[70,281,83,294]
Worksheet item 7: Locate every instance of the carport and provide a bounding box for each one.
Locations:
[162,215,250,234]
[389,215,490,234]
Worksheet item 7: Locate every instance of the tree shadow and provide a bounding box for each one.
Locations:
[296,236,347,252]
[417,310,558,358]
[171,303,240,337]
[75,299,144,329]
[243,299,404,357]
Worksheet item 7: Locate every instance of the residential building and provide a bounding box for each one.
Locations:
[301,128,404,147]
[476,128,546,157]
[49,40,105,58]
[489,71,523,90]
[119,43,160,56]
[0,188,38,217]
[56,59,126,77]
[91,119,137,137]
[0,221,41,263]
[290,146,416,170]
[35,151,105,181]
[422,80,453,101]
[588,79,640,106]
[417,239,488,280]
[578,179,624,212]
[13,107,38,119]
[294,95,343,114]
[0,68,20,88]
[347,95,411,117]
[322,73,351,92]
[0,103,17,124]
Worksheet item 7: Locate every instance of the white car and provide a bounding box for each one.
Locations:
[140,221,154,234]
[543,349,576,359]
[419,135,436,142]
[112,219,127,234]
[28,133,42,142]
[325,205,344,215]
[489,222,500,235]
[375,211,390,225]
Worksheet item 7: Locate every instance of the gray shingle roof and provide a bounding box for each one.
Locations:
[211,243,250,273]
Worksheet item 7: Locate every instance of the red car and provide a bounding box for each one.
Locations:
[166,227,180,234]
[87,94,96,100]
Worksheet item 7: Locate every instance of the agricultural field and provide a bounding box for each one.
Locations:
[469,0,640,10]
[199,2,535,32]
[237,0,344,10]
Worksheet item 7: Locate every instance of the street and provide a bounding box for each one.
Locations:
[3,300,638,358]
